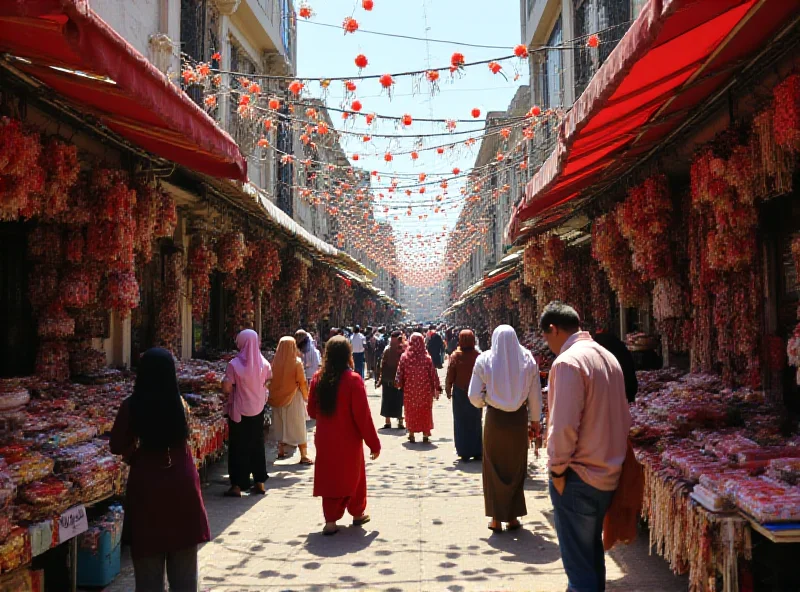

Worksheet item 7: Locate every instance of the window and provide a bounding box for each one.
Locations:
[541,15,563,109]
[573,0,630,99]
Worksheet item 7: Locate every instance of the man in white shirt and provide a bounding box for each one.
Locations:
[350,325,367,379]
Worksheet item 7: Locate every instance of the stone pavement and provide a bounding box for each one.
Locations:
[102,371,688,592]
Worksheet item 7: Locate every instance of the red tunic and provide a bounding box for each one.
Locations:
[396,353,441,434]
[308,371,381,498]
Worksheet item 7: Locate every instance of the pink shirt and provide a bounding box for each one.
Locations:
[224,360,272,422]
[547,332,631,491]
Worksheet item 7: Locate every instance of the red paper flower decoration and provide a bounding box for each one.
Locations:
[527,105,541,117]
[384,153,393,162]
[427,70,440,82]
[268,97,281,110]
[352,154,360,161]
[488,61,502,74]
[402,114,413,126]
[437,147,445,154]
[362,0,374,10]
[451,52,466,69]
[514,44,529,59]
[366,113,376,125]
[355,54,369,69]
[288,80,304,96]
[500,128,511,139]
[343,17,359,34]
[351,100,363,112]
[345,80,357,92]
[411,151,419,160]
[587,34,600,48]
[316,122,329,135]
[379,74,394,88]
[299,4,312,19]
[471,108,481,118]
[452,167,461,175]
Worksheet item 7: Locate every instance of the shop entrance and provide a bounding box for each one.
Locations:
[0,221,36,377]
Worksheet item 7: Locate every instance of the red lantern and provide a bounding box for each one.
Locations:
[488,61,502,74]
[419,173,427,182]
[343,17,359,34]
[471,108,481,118]
[451,52,466,69]
[402,114,413,126]
[355,54,369,69]
[362,0,374,10]
[264,119,273,131]
[299,4,312,18]
[352,154,360,161]
[587,34,600,48]
[345,80,357,92]
[514,44,528,58]
[288,80,304,96]
[427,70,440,82]
[268,97,281,110]
[411,151,419,160]
[362,135,371,142]
[384,153,393,162]
[527,105,541,118]
[437,147,445,155]
[366,113,376,125]
[379,74,394,88]
[452,167,461,175]
[351,100,363,112]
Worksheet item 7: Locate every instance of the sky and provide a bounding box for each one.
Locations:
[295,0,529,287]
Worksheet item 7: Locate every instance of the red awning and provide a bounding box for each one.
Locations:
[0,0,247,181]
[508,0,800,241]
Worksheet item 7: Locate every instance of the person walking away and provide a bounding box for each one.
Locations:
[222,329,272,497]
[445,329,482,462]
[396,333,441,444]
[377,330,405,430]
[350,325,367,378]
[364,327,376,380]
[541,302,631,591]
[445,328,459,360]
[270,337,313,465]
[308,336,381,536]
[426,325,445,369]
[295,330,321,384]
[468,325,542,533]
[372,327,387,387]
[110,348,210,591]
[592,329,638,403]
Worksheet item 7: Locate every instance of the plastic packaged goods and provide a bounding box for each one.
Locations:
[0,449,54,487]
[0,527,30,574]
[729,477,800,523]
[766,458,800,485]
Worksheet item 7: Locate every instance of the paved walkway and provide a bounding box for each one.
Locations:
[104,371,687,591]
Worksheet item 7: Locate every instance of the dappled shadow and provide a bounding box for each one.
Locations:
[402,441,439,450]
[304,528,380,558]
[483,526,561,564]
[450,459,482,474]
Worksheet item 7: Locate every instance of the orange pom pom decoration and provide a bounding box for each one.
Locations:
[514,44,529,58]
[366,113,376,125]
[355,54,369,69]
[471,108,481,118]
[451,52,466,68]
[268,97,281,110]
[452,167,461,175]
[402,114,413,126]
[345,80,357,92]
[343,17,359,34]
[299,5,312,19]
[384,153,393,162]
[362,0,374,10]
[379,74,394,88]
[426,70,440,82]
[288,80,304,96]
[351,100,363,112]
[488,61,502,74]
[411,151,419,160]
[587,34,600,48]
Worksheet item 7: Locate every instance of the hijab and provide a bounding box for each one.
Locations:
[480,325,535,403]
[295,330,311,354]
[402,332,430,364]
[227,330,270,422]
[130,348,189,450]
[269,337,302,408]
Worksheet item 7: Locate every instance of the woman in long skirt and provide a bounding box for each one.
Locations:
[377,330,405,429]
[445,329,482,461]
[468,325,542,532]
[269,337,312,465]
[222,329,272,496]
[396,333,441,444]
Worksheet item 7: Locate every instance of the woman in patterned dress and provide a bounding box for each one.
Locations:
[396,333,442,443]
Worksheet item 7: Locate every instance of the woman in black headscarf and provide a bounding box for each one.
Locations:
[111,348,210,591]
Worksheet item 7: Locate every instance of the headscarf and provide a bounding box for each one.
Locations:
[480,325,534,403]
[269,337,305,408]
[130,348,189,450]
[227,330,270,422]
[380,333,403,383]
[458,329,478,353]
[295,330,311,354]
[402,332,430,364]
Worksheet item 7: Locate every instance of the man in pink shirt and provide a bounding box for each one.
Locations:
[541,302,631,592]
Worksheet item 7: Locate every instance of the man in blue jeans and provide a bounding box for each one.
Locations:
[350,325,367,378]
[540,302,631,592]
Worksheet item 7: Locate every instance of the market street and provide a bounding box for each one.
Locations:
[104,371,686,592]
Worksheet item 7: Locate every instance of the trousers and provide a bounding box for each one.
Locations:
[228,410,268,490]
[549,469,615,592]
[132,545,198,592]
[352,352,365,378]
[322,463,367,522]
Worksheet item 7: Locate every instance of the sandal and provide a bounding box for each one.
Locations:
[352,515,371,527]
[224,487,242,498]
[507,520,522,531]
[299,457,314,465]
[381,423,392,430]
[251,484,267,495]
[397,422,405,430]
[322,524,339,536]
[488,520,503,533]
[408,433,416,443]
[423,436,430,444]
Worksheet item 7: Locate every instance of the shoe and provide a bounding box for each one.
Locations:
[251,483,267,495]
[224,487,242,498]
[423,436,430,444]
[353,515,371,527]
[507,519,522,531]
[408,433,416,443]
[381,424,392,430]
[397,423,405,430]
[488,520,502,533]
[323,524,339,536]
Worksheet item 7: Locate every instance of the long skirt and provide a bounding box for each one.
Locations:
[452,386,482,459]
[380,384,404,419]
[483,405,528,521]
[272,393,308,446]
[228,410,268,490]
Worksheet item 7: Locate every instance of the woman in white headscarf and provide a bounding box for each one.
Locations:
[468,325,542,532]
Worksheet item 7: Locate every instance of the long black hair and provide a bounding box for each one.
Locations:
[317,336,353,416]
[129,348,190,450]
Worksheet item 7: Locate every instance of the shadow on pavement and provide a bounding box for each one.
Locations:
[304,528,380,558]
[402,441,439,450]
[483,526,561,564]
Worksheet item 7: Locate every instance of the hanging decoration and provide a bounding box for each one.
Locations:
[591,211,647,307]
[188,235,217,322]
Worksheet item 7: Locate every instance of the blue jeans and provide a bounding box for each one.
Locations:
[549,470,615,592]
[353,352,365,378]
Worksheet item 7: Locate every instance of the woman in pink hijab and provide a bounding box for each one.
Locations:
[222,329,272,497]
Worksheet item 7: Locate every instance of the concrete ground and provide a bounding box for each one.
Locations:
[102,370,688,592]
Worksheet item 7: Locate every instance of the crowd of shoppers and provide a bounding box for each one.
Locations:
[111,308,635,589]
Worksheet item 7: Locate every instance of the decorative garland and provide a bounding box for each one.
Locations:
[188,235,217,322]
[591,211,647,307]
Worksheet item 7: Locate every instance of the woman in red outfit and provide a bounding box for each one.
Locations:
[308,336,381,535]
[110,348,210,591]
[396,332,442,444]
